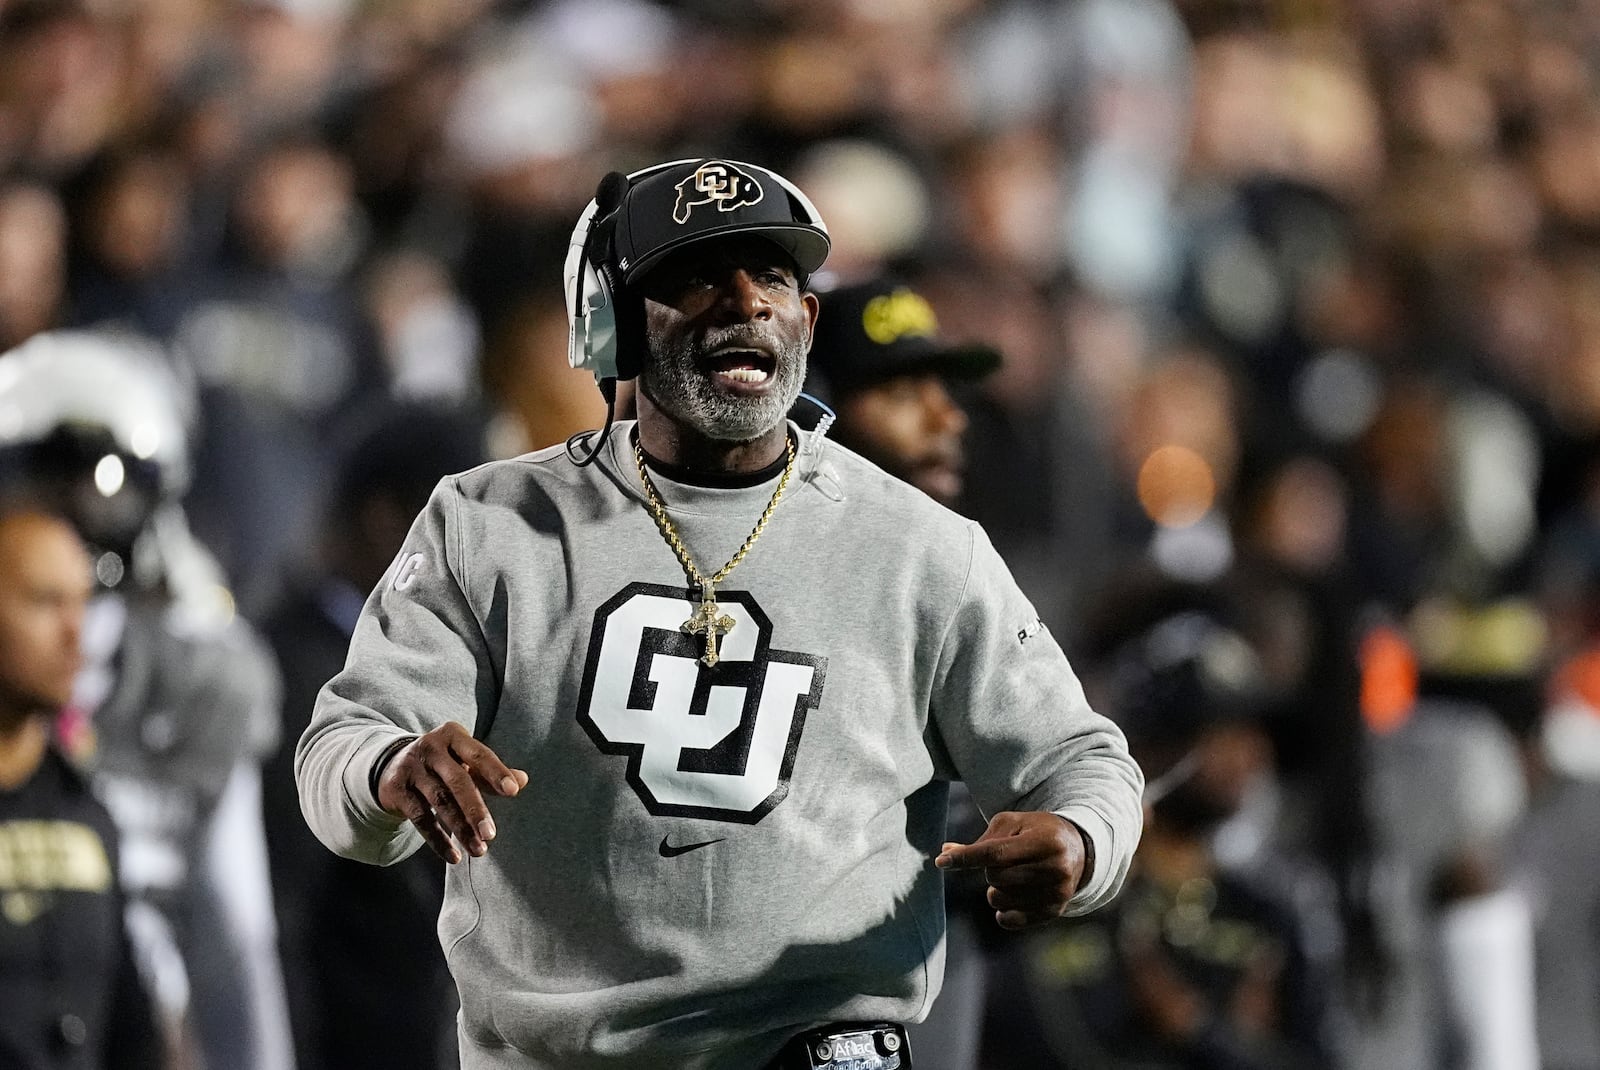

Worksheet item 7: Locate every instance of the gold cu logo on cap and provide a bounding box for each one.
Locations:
[672,162,765,224]
[861,289,939,345]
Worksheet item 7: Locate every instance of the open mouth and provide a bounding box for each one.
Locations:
[705,348,777,386]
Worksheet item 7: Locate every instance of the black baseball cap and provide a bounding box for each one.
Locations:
[808,279,1001,394]
[611,159,831,286]
[1106,609,1271,749]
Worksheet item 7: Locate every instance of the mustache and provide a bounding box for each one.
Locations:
[695,326,790,357]
[916,445,965,470]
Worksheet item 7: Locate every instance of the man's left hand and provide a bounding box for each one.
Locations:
[935,811,1088,930]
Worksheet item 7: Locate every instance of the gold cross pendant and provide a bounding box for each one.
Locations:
[682,587,736,667]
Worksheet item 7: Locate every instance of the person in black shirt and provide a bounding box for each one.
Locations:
[984,588,1335,1070]
[0,504,161,1070]
[261,404,486,1070]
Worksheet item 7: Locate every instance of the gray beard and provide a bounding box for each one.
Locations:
[640,326,808,442]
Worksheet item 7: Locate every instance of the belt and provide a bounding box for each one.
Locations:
[764,1022,910,1069]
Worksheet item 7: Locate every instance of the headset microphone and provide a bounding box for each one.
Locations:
[594,171,629,217]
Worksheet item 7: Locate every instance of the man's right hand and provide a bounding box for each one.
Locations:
[375,722,528,863]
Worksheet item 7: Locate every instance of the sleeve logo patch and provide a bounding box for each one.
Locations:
[1018,617,1046,645]
[392,552,426,592]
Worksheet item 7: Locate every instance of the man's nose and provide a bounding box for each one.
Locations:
[714,270,773,322]
[62,608,86,652]
[924,381,968,436]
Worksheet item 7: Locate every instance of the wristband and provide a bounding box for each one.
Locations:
[1075,820,1096,886]
[369,734,420,805]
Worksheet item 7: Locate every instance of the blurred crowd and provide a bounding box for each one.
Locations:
[2,0,1600,1067]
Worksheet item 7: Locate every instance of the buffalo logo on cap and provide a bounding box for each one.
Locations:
[672,161,764,224]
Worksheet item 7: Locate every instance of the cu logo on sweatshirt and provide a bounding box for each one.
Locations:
[576,583,827,823]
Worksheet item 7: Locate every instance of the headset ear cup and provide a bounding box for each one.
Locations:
[605,264,648,382]
[565,169,640,384]
[566,199,611,380]
[569,255,621,381]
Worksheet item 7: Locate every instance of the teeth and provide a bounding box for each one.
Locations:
[720,368,770,383]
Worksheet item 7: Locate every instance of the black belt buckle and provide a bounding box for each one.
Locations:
[779,1022,909,1069]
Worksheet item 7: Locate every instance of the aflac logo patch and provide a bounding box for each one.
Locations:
[673,161,764,224]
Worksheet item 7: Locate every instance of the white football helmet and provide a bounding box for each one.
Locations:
[0,330,226,612]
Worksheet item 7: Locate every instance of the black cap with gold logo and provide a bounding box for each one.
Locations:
[611,159,831,286]
[808,278,1001,394]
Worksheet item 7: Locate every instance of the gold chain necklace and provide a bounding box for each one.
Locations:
[633,433,795,667]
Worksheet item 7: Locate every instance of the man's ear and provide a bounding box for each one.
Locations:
[803,291,821,351]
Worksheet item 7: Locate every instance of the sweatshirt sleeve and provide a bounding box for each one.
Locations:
[929,523,1143,915]
[294,477,501,866]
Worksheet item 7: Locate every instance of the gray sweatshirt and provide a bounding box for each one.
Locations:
[296,420,1143,1069]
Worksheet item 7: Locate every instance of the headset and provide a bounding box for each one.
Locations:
[563,160,683,389]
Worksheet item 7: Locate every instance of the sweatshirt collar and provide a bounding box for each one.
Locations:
[634,430,792,489]
[603,416,832,516]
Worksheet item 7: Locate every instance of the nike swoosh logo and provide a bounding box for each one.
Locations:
[659,835,724,858]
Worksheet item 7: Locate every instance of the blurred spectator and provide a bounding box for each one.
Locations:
[913,264,1109,644]
[1509,650,1600,1070]
[0,331,295,1070]
[67,144,202,341]
[478,290,610,459]
[175,132,386,616]
[1227,450,1383,1029]
[261,402,487,1070]
[0,0,126,180]
[789,138,931,282]
[1346,372,1542,609]
[1108,342,1244,584]
[807,276,999,504]
[1352,599,1543,1070]
[362,247,482,405]
[0,503,163,1070]
[985,586,1336,1069]
[0,178,68,351]
[228,0,351,133]
[1516,537,1600,1070]
[941,124,1067,284]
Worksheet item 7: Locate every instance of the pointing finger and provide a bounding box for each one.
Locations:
[467,762,529,799]
[994,905,1058,930]
[449,734,527,797]
[934,810,1036,870]
[935,833,1041,872]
